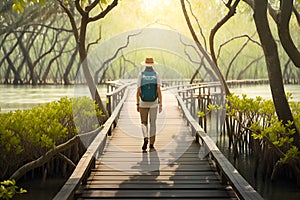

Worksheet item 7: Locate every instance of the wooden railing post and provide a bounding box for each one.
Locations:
[175,90,263,200]
[53,81,134,200]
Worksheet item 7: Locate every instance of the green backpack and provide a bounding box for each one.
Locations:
[140,71,158,102]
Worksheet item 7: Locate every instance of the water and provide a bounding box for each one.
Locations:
[0,85,107,112]
[226,84,300,200]
[230,84,300,100]
[13,177,67,200]
[1,84,299,199]
[0,84,107,199]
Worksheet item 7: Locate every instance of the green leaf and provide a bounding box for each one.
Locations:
[19,188,27,194]
[252,133,263,140]
[39,0,45,6]
[12,3,24,13]
[280,146,300,163]
[198,111,205,117]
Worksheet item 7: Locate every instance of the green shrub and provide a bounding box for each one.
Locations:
[0,97,102,179]
[0,179,26,200]
[225,93,300,163]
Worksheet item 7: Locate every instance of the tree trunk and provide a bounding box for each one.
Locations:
[78,14,109,120]
[277,1,300,68]
[253,0,300,147]
[180,0,230,95]
[9,136,79,181]
[64,47,78,85]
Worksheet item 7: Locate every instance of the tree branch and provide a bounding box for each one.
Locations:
[57,153,76,168]
[277,0,300,68]
[85,0,100,12]
[9,135,79,181]
[87,25,102,52]
[58,0,79,43]
[75,0,85,16]
[180,0,230,95]
[186,0,207,50]
[216,34,261,60]
[292,5,300,26]
[209,0,240,66]
[94,30,142,83]
[88,0,118,22]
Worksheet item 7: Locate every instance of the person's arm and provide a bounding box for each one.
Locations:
[136,87,141,112]
[157,86,162,113]
[136,73,142,112]
[156,72,162,113]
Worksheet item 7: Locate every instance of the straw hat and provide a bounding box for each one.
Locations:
[141,57,157,66]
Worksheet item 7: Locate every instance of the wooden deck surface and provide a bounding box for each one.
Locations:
[75,87,238,199]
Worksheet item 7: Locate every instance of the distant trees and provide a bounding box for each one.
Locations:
[0,0,78,85]
[2,0,120,119]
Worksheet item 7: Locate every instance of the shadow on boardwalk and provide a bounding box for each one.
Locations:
[113,141,236,199]
[77,89,237,199]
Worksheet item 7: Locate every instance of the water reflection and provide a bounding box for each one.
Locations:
[221,84,300,200]
[0,85,106,112]
[230,84,300,100]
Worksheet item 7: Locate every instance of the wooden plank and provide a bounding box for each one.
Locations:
[86,180,224,185]
[84,183,226,189]
[75,89,239,200]
[90,171,217,176]
[53,85,131,200]
[79,189,236,198]
[175,93,264,200]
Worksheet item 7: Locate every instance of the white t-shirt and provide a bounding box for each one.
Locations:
[137,70,161,108]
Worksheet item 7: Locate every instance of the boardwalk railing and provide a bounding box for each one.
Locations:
[175,82,225,133]
[174,91,263,200]
[106,81,134,116]
[53,82,132,200]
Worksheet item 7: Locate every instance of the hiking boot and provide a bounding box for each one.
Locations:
[142,138,148,151]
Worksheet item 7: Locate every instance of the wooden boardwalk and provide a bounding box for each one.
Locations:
[75,88,238,199]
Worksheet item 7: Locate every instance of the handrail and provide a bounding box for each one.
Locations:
[176,82,221,93]
[175,92,264,200]
[53,87,129,200]
[106,81,135,116]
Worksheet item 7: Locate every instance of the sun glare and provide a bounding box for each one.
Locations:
[139,0,171,13]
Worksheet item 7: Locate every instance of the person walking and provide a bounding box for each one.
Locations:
[136,57,162,151]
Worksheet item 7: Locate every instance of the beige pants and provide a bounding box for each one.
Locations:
[140,107,158,145]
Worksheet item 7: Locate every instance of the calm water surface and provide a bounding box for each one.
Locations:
[230,84,300,100]
[0,85,106,112]
[228,84,300,200]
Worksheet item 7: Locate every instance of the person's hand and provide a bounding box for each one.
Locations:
[159,104,162,113]
[136,104,140,112]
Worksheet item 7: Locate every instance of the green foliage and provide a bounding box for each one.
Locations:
[0,97,102,179]
[72,97,104,133]
[290,101,300,131]
[0,179,26,200]
[280,146,300,163]
[12,0,108,13]
[225,93,300,164]
[197,103,223,118]
[12,0,45,13]
[198,111,205,118]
